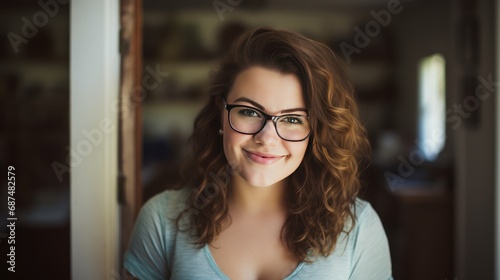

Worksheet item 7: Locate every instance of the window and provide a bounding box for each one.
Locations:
[418,54,446,161]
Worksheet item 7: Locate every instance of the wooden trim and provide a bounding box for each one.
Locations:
[119,0,143,268]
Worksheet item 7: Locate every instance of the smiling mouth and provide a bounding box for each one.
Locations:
[243,150,284,165]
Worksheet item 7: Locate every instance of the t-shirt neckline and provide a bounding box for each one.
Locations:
[203,244,305,280]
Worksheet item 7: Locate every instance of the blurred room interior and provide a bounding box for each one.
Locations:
[0,0,498,279]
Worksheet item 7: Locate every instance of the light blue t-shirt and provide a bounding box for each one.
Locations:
[124,187,393,280]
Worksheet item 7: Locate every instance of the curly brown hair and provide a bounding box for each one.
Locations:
[177,27,370,262]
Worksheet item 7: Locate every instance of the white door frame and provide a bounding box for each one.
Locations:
[70,0,120,279]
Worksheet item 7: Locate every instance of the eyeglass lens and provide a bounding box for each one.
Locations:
[229,106,310,141]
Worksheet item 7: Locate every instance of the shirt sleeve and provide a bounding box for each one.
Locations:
[124,193,170,280]
[348,202,393,280]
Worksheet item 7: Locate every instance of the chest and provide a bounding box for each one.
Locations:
[170,226,353,280]
[208,216,300,280]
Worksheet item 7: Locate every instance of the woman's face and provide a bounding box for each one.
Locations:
[222,66,309,188]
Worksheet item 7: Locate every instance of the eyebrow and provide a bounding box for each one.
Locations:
[233,97,307,114]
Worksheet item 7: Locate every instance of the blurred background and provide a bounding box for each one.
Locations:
[0,0,498,279]
[0,1,70,279]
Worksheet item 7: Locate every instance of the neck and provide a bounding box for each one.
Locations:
[229,175,288,215]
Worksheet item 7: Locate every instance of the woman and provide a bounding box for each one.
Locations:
[125,27,392,280]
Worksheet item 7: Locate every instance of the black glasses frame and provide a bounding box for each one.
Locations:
[222,99,311,142]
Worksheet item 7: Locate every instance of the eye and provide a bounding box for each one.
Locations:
[237,108,261,118]
[280,116,305,125]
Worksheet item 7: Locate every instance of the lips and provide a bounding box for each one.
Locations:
[243,149,284,165]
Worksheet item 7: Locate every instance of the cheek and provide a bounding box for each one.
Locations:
[288,142,308,161]
[222,127,244,163]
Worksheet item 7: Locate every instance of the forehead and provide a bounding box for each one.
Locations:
[227,66,305,113]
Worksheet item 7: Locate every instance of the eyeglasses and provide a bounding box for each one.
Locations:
[222,99,311,142]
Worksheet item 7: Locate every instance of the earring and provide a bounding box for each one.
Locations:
[218,129,223,135]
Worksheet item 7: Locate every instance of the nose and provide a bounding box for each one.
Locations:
[253,119,279,144]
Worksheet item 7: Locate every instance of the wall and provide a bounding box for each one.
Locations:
[496,0,500,278]
[452,0,496,278]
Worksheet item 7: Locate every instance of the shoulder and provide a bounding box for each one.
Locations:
[341,198,380,232]
[140,187,191,219]
[347,198,393,279]
[129,186,192,243]
[348,198,389,247]
[134,187,194,230]
[124,187,192,280]
[353,198,377,223]
[298,198,392,279]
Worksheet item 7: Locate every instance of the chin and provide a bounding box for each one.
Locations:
[237,171,287,188]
